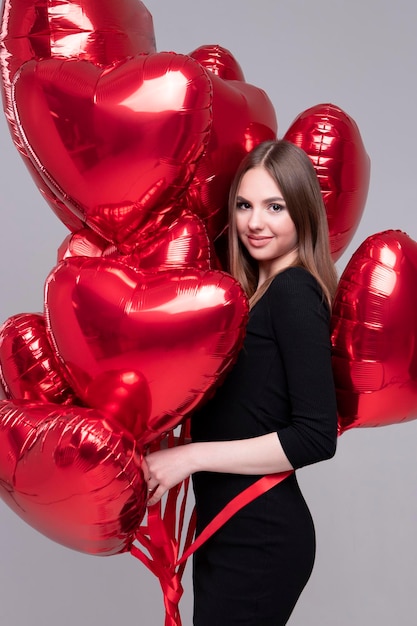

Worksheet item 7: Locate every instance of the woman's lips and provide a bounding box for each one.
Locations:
[246,235,273,247]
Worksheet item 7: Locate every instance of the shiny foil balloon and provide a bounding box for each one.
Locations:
[125,209,213,272]
[0,312,77,404]
[284,103,370,261]
[58,228,118,263]
[332,230,417,433]
[190,44,245,81]
[0,0,156,232]
[12,53,212,250]
[58,209,213,272]
[44,257,249,443]
[186,45,278,242]
[0,400,146,555]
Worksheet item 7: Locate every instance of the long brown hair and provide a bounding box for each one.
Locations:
[228,140,338,309]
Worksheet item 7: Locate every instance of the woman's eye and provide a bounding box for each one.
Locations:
[236,201,251,210]
[269,203,284,213]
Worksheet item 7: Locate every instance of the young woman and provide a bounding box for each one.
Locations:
[143,140,339,625]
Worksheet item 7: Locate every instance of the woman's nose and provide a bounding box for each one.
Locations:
[248,207,263,230]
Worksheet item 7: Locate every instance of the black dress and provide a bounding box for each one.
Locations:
[191,267,338,625]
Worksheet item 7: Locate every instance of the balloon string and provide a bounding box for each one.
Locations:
[132,423,192,626]
[133,502,184,626]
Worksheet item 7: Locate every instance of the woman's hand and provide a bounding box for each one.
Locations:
[142,443,196,506]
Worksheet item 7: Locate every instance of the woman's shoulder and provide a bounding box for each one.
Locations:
[266,266,328,316]
[269,266,320,294]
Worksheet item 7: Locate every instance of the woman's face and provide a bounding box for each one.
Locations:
[235,166,299,283]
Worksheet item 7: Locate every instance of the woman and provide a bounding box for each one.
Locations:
[143,140,338,625]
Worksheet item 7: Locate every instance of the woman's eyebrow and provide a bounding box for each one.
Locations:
[264,196,286,204]
[236,195,286,205]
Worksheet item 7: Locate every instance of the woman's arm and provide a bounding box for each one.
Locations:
[267,270,338,468]
[143,432,293,505]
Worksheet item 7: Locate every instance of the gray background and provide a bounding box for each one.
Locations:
[1,0,417,624]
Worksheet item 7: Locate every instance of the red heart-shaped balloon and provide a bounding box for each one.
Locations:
[44,258,248,443]
[121,209,214,271]
[332,230,417,433]
[0,313,78,404]
[0,0,156,232]
[0,0,156,85]
[58,208,213,272]
[190,44,245,81]
[12,53,212,249]
[0,399,146,555]
[284,103,370,261]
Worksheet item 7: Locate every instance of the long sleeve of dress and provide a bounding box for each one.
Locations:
[267,268,338,469]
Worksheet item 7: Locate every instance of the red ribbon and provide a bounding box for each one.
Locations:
[132,426,190,625]
[176,469,293,566]
[132,498,185,625]
[131,430,293,626]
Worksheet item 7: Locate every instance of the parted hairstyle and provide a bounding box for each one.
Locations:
[228,140,338,309]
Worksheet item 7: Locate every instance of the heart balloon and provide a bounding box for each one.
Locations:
[0,399,146,555]
[331,230,417,433]
[284,103,370,261]
[0,0,156,232]
[44,257,249,443]
[58,228,118,263]
[121,209,214,271]
[12,53,212,249]
[190,44,245,81]
[58,208,213,272]
[0,0,155,83]
[0,312,78,404]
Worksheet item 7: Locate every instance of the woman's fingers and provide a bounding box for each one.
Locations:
[147,484,163,506]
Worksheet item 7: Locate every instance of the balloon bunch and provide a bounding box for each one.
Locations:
[1,0,417,624]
